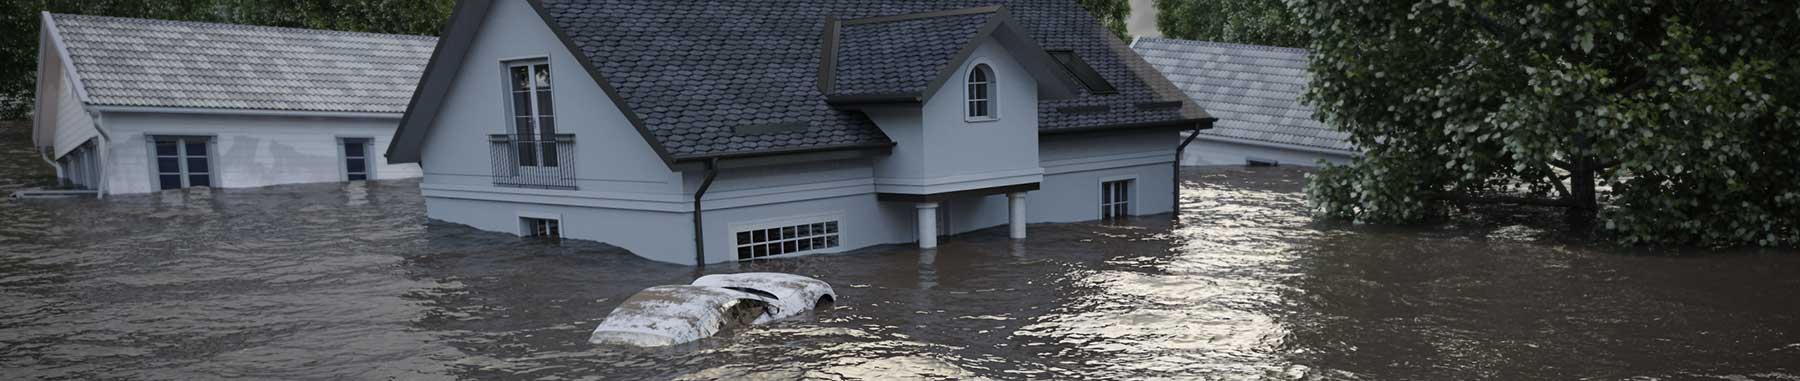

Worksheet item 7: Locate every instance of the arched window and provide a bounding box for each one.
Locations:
[966,64,995,120]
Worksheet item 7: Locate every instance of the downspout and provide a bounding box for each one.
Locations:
[692,158,720,267]
[1173,127,1202,216]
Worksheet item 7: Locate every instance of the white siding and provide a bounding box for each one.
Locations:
[101,112,418,194]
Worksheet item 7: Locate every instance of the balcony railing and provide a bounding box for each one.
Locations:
[489,133,576,190]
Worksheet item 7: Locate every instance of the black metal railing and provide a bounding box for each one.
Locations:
[489,133,576,190]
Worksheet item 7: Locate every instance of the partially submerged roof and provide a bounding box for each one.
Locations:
[45,13,436,114]
[1131,37,1356,154]
[392,0,1212,164]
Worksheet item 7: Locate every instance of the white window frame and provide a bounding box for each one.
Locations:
[518,211,563,239]
[337,137,374,181]
[147,135,216,190]
[1100,176,1137,220]
[503,58,559,168]
[730,213,846,261]
[964,61,999,122]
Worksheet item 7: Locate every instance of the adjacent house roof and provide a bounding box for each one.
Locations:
[1131,37,1356,154]
[44,13,436,114]
[391,0,1212,165]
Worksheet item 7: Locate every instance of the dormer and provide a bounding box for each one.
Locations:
[819,6,1081,196]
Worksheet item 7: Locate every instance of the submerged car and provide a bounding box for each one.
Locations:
[691,273,837,323]
[589,273,836,347]
[587,285,774,347]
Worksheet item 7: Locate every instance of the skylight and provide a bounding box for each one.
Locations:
[1046,49,1118,95]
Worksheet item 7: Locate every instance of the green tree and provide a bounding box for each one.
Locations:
[1298,0,1800,246]
[0,0,451,121]
[1078,0,1132,39]
[1153,0,1307,48]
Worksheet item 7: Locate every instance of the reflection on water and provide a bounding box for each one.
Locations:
[2,128,1798,379]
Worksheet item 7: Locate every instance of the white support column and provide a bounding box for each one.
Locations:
[916,202,939,249]
[1008,192,1027,239]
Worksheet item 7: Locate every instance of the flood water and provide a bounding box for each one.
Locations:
[2,125,1798,380]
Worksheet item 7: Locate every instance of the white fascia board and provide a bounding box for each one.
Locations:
[91,105,403,120]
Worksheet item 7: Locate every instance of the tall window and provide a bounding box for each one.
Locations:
[341,138,372,181]
[966,64,995,120]
[508,61,557,167]
[153,136,212,190]
[1101,179,1133,220]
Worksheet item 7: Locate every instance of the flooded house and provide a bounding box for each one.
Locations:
[1131,37,1360,167]
[28,13,432,195]
[386,0,1216,265]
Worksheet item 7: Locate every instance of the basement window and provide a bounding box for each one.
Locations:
[1101,179,1133,220]
[1046,49,1117,94]
[522,217,561,239]
[735,221,840,260]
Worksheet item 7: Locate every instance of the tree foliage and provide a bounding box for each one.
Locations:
[0,0,453,120]
[1297,0,1800,246]
[1078,0,1132,39]
[1153,0,1307,48]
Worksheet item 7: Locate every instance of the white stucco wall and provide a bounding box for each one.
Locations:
[1182,137,1356,167]
[414,0,679,194]
[101,112,419,194]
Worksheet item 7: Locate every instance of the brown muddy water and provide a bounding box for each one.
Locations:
[2,125,1798,380]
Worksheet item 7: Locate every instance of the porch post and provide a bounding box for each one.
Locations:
[1007,192,1027,239]
[916,202,939,249]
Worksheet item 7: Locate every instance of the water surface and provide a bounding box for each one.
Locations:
[1,126,1797,379]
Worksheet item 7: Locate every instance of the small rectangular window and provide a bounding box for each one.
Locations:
[1101,179,1133,220]
[522,217,561,239]
[1046,50,1118,95]
[734,220,842,260]
[341,138,372,181]
[153,136,213,190]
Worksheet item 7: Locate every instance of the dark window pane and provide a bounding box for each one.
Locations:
[826,221,838,233]
[797,224,811,236]
[826,235,839,247]
[537,117,556,136]
[184,142,207,157]
[344,142,365,156]
[348,173,368,181]
[812,237,825,248]
[1102,183,1113,203]
[539,143,559,167]
[157,157,180,172]
[753,230,766,243]
[188,174,210,187]
[186,158,208,173]
[159,175,182,190]
[738,247,752,259]
[784,240,797,253]
[515,142,538,167]
[534,64,551,89]
[155,142,178,156]
[974,83,988,100]
[967,84,981,100]
[968,102,979,117]
[514,117,534,136]
[1118,184,1129,202]
[347,159,366,174]
[537,90,554,116]
[782,227,796,239]
[753,244,768,257]
[736,232,751,245]
[512,92,531,118]
[512,66,531,91]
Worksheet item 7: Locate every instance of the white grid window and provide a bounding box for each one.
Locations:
[966,64,995,120]
[1101,179,1132,220]
[735,221,840,260]
[153,136,212,190]
[522,217,560,239]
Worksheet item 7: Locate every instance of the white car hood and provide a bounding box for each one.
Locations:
[588,285,771,347]
[691,273,837,323]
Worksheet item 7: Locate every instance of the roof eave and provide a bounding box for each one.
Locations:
[1041,117,1217,136]
[671,141,897,163]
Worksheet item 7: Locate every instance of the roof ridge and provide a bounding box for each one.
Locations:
[1136,37,1308,55]
[50,13,439,42]
[838,5,1001,26]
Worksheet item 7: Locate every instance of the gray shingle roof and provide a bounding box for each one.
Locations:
[48,14,436,114]
[1131,37,1356,153]
[831,11,994,97]
[534,0,1211,160]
